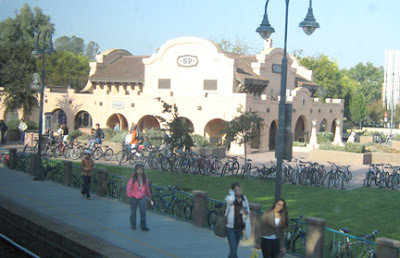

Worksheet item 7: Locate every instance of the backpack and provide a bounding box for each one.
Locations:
[100,129,105,139]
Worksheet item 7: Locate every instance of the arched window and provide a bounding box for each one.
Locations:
[53,109,67,126]
[75,111,93,130]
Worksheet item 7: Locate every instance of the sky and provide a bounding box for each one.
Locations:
[1,0,399,69]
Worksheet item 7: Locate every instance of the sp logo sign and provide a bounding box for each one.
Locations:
[177,55,198,67]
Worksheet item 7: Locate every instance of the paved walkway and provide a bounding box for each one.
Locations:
[0,165,299,257]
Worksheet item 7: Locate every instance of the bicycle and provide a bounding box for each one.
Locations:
[92,143,114,161]
[221,156,239,177]
[207,201,226,229]
[285,216,306,253]
[151,185,191,220]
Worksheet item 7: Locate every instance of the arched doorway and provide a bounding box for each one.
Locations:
[52,109,67,132]
[204,118,226,145]
[177,117,194,133]
[137,115,160,132]
[269,120,278,150]
[74,111,93,130]
[294,116,307,142]
[319,119,327,132]
[106,113,129,131]
[4,108,19,122]
[331,119,337,135]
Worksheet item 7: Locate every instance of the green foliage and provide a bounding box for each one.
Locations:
[349,86,368,127]
[344,143,366,153]
[0,3,54,118]
[361,130,381,137]
[142,128,163,146]
[68,130,83,141]
[40,51,90,91]
[395,134,400,141]
[191,134,210,147]
[5,120,37,132]
[54,35,99,61]
[209,37,258,55]
[368,100,385,123]
[317,132,333,144]
[293,141,307,147]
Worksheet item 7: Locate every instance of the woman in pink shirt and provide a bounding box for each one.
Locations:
[126,164,151,231]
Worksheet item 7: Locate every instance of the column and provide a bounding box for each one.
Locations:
[376,238,400,258]
[332,120,344,146]
[192,190,209,227]
[8,148,17,169]
[63,161,73,186]
[308,120,319,150]
[96,168,108,197]
[305,217,327,258]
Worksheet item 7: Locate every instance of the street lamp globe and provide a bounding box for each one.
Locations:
[256,14,275,40]
[299,6,320,36]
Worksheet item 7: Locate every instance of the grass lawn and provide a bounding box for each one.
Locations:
[70,161,400,241]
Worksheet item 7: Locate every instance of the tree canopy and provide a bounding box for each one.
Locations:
[0,3,54,118]
[54,35,99,60]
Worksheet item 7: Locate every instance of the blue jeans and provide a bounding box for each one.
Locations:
[20,131,25,144]
[130,197,147,229]
[227,227,242,258]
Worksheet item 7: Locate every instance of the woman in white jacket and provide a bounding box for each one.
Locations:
[225,182,251,258]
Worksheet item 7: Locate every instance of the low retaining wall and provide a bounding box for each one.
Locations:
[192,147,226,158]
[309,150,372,165]
[371,152,400,165]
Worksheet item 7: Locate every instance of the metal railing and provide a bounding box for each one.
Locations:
[206,198,226,229]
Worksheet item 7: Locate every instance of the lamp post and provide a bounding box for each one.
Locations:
[256,0,319,200]
[31,30,56,181]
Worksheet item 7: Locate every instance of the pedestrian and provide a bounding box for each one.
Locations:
[225,182,251,258]
[347,132,356,143]
[18,119,28,144]
[0,120,8,145]
[130,125,141,150]
[126,164,151,231]
[124,130,133,146]
[114,122,120,132]
[94,123,104,144]
[62,124,69,143]
[80,150,94,200]
[255,198,289,258]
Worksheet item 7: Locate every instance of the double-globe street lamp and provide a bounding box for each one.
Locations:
[256,0,319,200]
[31,30,56,180]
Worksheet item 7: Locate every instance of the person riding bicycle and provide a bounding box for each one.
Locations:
[94,123,104,145]
[130,125,142,152]
[88,128,96,152]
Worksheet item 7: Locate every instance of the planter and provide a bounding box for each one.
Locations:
[392,140,400,150]
[5,132,20,141]
[371,152,400,165]
[309,150,372,165]
[359,136,373,144]
[192,147,226,158]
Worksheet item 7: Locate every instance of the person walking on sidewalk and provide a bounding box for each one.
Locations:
[126,164,151,231]
[225,182,251,258]
[0,120,8,145]
[18,119,27,144]
[255,198,289,258]
[80,150,94,200]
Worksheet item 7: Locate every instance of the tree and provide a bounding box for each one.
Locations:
[37,51,90,91]
[54,35,99,60]
[342,62,384,103]
[349,86,368,128]
[220,106,264,166]
[209,37,258,55]
[368,100,385,123]
[0,3,54,118]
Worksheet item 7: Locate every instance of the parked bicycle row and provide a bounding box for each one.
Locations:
[363,163,400,190]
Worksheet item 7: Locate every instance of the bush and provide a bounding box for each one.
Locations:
[344,143,366,153]
[293,141,307,147]
[110,131,128,143]
[142,128,163,147]
[5,120,38,132]
[191,134,210,147]
[69,130,83,142]
[317,132,333,144]
[395,134,400,141]
[362,130,381,137]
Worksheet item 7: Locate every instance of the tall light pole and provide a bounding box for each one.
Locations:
[256,0,319,200]
[31,30,56,181]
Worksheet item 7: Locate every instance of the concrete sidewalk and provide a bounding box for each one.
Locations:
[0,166,298,258]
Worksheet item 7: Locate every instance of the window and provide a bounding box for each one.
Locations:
[158,79,171,89]
[204,80,217,91]
[75,111,93,129]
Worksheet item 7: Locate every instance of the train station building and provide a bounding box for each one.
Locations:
[0,37,344,154]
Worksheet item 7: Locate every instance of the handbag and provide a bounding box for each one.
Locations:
[214,214,227,237]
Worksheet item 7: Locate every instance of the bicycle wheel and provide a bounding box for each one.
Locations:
[161,157,170,171]
[392,175,399,190]
[93,147,103,160]
[104,149,113,161]
[152,197,165,213]
[328,173,337,188]
[129,153,138,165]
[70,148,81,160]
[386,174,393,189]
[172,200,191,220]
[291,233,305,253]
[232,161,240,175]
[340,173,346,189]
[247,167,259,180]
[181,158,191,173]
[208,210,218,229]
[379,172,387,188]
[189,160,199,174]
[363,172,371,187]
[199,161,210,176]
[221,163,229,177]
[151,157,161,171]
[172,157,181,172]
